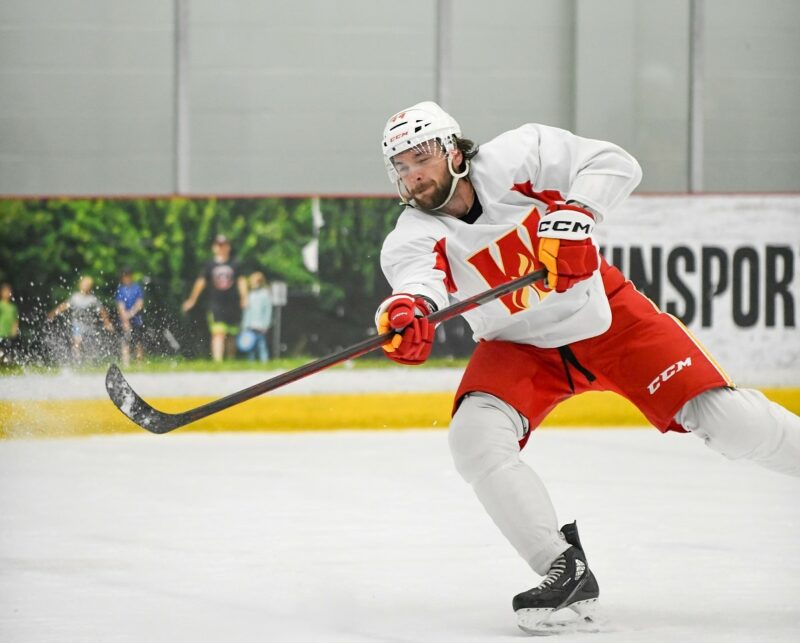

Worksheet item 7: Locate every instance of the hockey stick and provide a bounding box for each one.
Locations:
[106,267,548,434]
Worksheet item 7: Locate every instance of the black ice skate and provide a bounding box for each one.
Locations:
[512,521,600,635]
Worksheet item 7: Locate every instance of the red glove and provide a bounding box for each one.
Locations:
[375,294,437,365]
[537,203,599,293]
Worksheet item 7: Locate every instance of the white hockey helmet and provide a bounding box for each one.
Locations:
[382,101,462,184]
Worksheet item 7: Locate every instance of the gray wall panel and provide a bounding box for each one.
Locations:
[576,0,690,192]
[704,0,800,190]
[1,0,798,196]
[449,1,575,146]
[0,0,174,195]
[188,0,434,194]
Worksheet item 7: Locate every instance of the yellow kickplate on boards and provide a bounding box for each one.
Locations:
[1,389,797,439]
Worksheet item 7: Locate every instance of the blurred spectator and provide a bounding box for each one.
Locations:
[48,276,113,363]
[0,283,20,364]
[239,271,273,363]
[115,267,145,367]
[182,234,247,362]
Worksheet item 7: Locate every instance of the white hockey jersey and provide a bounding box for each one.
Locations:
[380,123,642,348]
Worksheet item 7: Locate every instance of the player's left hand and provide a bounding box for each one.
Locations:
[537,203,599,293]
[374,293,436,365]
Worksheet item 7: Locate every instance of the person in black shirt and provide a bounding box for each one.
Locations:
[182,235,248,362]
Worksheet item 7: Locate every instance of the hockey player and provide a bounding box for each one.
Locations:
[374,101,800,634]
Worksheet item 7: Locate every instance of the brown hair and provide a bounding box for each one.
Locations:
[249,271,266,288]
[454,136,479,172]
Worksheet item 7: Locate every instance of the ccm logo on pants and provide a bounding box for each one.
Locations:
[648,357,692,395]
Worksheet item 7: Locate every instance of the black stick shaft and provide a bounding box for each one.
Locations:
[172,266,546,421]
[106,268,547,432]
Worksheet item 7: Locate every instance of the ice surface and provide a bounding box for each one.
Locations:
[1,428,798,642]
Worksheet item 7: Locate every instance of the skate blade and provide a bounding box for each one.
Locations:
[516,608,557,636]
[517,600,601,636]
[569,597,599,619]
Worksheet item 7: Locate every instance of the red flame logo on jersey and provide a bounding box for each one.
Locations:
[466,208,551,313]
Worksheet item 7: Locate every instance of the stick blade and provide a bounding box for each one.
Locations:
[105,364,183,434]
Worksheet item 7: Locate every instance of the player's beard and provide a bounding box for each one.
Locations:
[407,177,451,211]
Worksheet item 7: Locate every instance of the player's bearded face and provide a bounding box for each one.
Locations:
[391,140,451,210]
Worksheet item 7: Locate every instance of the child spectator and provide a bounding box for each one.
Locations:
[115,267,145,367]
[48,276,113,363]
[239,271,273,363]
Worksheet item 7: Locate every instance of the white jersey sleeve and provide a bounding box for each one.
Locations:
[542,125,642,219]
[476,123,642,222]
[380,209,451,311]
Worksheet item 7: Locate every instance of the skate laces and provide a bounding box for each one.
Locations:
[540,555,567,588]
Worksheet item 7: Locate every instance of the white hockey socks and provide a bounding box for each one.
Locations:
[448,392,569,575]
[675,387,800,477]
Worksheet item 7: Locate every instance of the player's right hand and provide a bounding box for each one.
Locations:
[374,294,436,365]
[537,203,599,293]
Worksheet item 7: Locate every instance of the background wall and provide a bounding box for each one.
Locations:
[1,1,798,387]
[0,1,175,194]
[1,194,797,385]
[598,195,800,386]
[1,0,799,196]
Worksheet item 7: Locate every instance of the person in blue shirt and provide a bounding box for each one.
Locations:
[115,267,145,366]
[239,271,273,362]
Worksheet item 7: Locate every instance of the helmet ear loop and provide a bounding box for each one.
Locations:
[431,155,470,211]
[448,153,470,180]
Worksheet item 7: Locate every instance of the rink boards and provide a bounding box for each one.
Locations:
[0,371,800,438]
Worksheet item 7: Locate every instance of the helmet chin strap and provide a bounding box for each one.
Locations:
[433,156,470,211]
[396,156,471,211]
